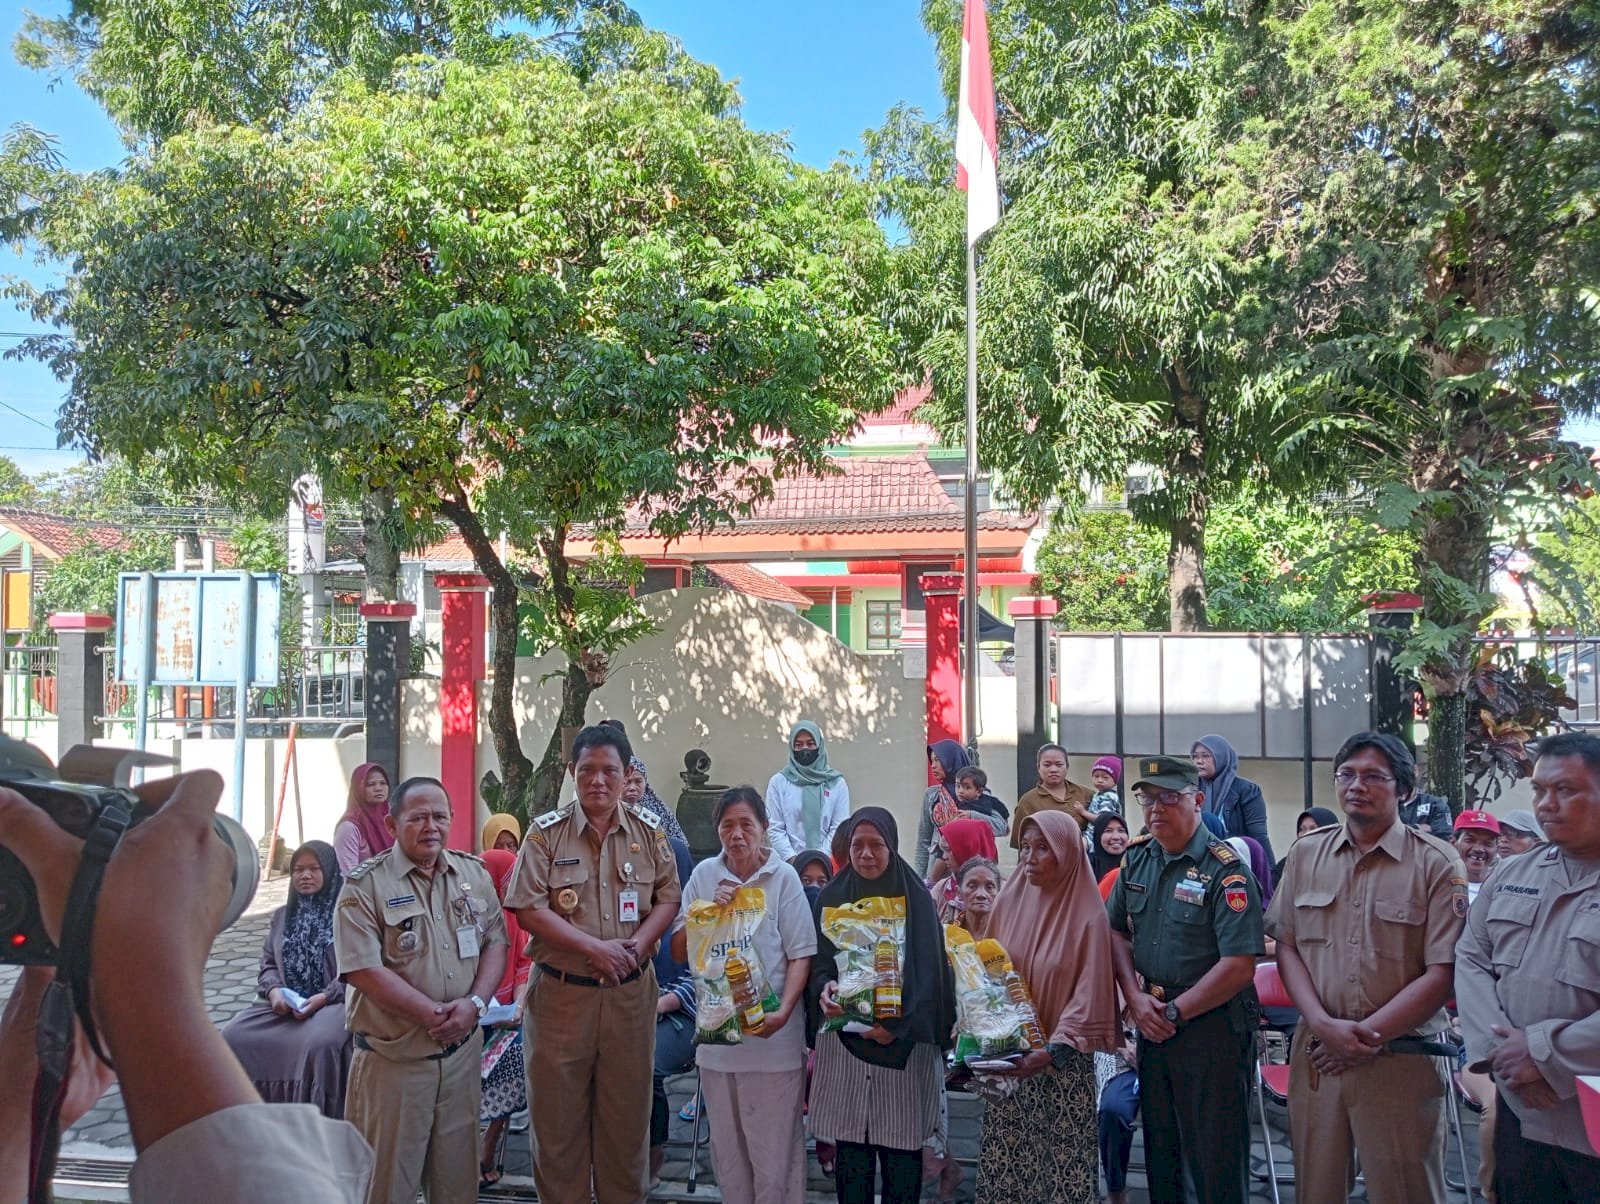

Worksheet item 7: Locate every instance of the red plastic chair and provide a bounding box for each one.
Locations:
[1253,962,1293,1204]
[1579,1076,1600,1155]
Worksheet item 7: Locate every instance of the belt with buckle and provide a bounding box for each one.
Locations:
[1147,982,1191,1002]
[538,963,642,989]
[353,1033,468,1061]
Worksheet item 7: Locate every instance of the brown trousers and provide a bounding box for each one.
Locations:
[345,1032,483,1204]
[1288,1024,1447,1204]
[525,967,657,1204]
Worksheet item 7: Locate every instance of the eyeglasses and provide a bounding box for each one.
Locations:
[1134,789,1197,809]
[1333,770,1396,788]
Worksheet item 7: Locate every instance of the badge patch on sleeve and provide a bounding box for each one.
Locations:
[1453,890,1468,918]
[1222,873,1249,913]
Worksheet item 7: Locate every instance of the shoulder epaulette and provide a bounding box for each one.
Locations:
[452,849,485,865]
[346,852,385,881]
[533,807,568,830]
[1127,832,1154,847]
[1208,839,1240,865]
[630,803,662,831]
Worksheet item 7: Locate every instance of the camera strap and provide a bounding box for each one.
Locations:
[29,801,129,1204]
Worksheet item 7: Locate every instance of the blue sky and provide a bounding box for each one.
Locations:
[0,0,947,475]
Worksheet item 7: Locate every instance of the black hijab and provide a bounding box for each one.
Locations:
[1089,812,1130,882]
[810,807,955,1068]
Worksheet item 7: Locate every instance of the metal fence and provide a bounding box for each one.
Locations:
[1,642,59,739]
[98,642,366,738]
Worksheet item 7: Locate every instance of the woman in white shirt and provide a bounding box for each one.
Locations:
[673,786,817,1203]
[765,720,850,860]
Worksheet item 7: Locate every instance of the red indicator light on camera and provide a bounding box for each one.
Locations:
[9,934,25,947]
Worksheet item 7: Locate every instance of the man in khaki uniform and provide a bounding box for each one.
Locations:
[1266,731,1466,1204]
[336,777,508,1204]
[507,723,681,1204]
[1456,731,1600,1201]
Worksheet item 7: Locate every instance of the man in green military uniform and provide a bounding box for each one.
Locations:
[1106,755,1264,1204]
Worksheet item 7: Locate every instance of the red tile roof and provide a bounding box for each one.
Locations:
[702,455,1036,535]
[0,509,138,559]
[859,382,933,427]
[703,562,813,608]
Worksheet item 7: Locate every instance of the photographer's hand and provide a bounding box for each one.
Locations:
[0,771,259,1167]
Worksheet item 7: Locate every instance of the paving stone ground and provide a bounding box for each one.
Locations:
[2,877,1485,1202]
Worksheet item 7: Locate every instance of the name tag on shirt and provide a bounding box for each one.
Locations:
[619,890,640,924]
[1174,879,1206,906]
[456,925,480,959]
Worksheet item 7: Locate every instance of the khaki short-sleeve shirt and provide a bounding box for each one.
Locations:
[503,801,681,975]
[1266,819,1465,1030]
[334,846,508,1060]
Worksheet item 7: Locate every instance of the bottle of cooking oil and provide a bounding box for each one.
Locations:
[873,934,903,1019]
[1003,969,1047,1049]
[726,952,766,1033]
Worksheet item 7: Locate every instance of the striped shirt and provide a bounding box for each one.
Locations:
[806,1032,943,1151]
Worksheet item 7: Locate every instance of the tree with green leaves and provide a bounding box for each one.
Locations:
[873,0,1327,632]
[1259,0,1600,805]
[7,47,898,815]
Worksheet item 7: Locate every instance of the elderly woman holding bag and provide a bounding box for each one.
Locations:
[977,810,1119,1203]
[672,786,816,1203]
[809,808,955,1204]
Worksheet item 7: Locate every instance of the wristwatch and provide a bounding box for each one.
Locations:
[1047,1043,1073,1070]
[1163,1001,1182,1025]
[469,993,489,1019]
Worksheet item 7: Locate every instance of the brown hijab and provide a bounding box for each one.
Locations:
[989,809,1119,1053]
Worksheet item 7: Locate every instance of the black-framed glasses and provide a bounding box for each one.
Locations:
[1134,788,1196,809]
[1333,769,1395,788]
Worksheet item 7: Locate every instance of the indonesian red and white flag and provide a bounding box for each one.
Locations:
[956,0,1000,244]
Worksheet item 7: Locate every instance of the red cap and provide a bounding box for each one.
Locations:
[1453,810,1501,835]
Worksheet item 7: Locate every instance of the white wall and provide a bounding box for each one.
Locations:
[463,588,932,855]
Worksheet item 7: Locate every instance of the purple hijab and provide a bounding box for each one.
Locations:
[1239,835,1274,908]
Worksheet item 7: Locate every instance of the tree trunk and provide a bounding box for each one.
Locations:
[1424,688,1468,811]
[526,659,594,817]
[437,492,534,805]
[361,486,400,603]
[1164,362,1209,632]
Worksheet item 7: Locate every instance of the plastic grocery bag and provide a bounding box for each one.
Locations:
[820,896,907,1032]
[686,887,780,1046]
[975,937,1046,1052]
[946,926,1034,1063]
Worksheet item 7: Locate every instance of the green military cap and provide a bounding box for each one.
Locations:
[1132,755,1201,792]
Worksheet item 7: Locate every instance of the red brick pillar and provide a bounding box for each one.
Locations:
[437,573,488,850]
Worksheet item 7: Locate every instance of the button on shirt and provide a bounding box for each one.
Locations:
[334,846,508,1060]
[1106,827,1265,992]
[1265,820,1464,1031]
[504,801,681,975]
[1455,844,1600,1155]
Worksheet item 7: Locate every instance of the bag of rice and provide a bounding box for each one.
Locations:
[820,896,907,1032]
[686,887,780,1045]
[946,926,1032,1062]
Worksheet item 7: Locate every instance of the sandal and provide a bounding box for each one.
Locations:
[479,1162,503,1190]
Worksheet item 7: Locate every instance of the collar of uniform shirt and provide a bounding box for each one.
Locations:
[392,843,459,879]
[571,800,626,838]
[1331,817,1407,860]
[1160,823,1212,864]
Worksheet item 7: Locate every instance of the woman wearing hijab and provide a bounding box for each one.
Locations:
[221,841,351,1118]
[477,847,532,1189]
[915,739,1007,877]
[765,720,850,861]
[978,811,1119,1203]
[331,762,392,873]
[1088,812,1131,885]
[1272,806,1338,896]
[623,754,687,843]
[809,809,954,1204]
[1190,735,1275,866]
[928,817,999,923]
[480,813,522,853]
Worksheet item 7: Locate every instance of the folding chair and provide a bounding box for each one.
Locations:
[1251,962,1294,1204]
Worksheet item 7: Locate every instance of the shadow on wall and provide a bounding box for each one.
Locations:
[479,588,931,854]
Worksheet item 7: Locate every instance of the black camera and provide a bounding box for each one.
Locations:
[0,737,258,966]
